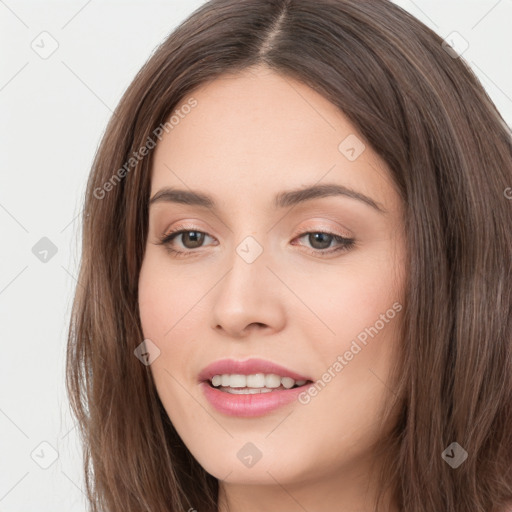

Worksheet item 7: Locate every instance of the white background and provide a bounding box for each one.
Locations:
[1,1,511,510]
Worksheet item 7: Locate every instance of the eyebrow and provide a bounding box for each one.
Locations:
[149,183,386,213]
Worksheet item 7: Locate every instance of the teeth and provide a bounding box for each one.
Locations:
[209,373,308,390]
[224,387,274,394]
[281,377,295,389]
[265,374,281,388]
[230,374,247,387]
[246,373,265,387]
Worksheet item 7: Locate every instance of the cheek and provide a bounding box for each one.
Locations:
[137,253,207,392]
[138,253,201,341]
[138,258,205,444]
[138,255,166,338]
[288,250,403,353]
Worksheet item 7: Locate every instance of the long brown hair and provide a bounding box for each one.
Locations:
[66,1,512,510]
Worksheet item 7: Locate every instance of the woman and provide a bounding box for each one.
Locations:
[66,0,512,511]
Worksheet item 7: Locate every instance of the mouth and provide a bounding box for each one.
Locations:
[207,373,313,394]
[198,358,314,417]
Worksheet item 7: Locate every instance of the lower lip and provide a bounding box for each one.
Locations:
[200,381,308,417]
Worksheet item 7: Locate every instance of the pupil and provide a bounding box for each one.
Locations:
[184,231,204,248]
[310,233,332,250]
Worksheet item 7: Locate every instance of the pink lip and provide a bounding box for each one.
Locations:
[198,358,312,418]
[200,382,310,417]
[198,358,311,382]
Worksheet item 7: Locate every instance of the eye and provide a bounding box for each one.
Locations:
[292,231,355,256]
[157,226,216,258]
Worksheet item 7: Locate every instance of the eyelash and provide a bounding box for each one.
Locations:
[156,225,356,259]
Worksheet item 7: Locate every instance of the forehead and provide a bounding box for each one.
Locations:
[150,66,396,212]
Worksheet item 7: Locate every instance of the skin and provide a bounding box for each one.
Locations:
[138,65,406,512]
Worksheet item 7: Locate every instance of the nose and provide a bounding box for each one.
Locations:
[210,241,286,339]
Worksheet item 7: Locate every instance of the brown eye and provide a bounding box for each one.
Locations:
[176,230,206,249]
[158,228,215,257]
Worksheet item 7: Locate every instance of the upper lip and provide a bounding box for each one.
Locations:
[198,358,312,382]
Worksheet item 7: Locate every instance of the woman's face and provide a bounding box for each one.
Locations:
[138,65,406,499]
